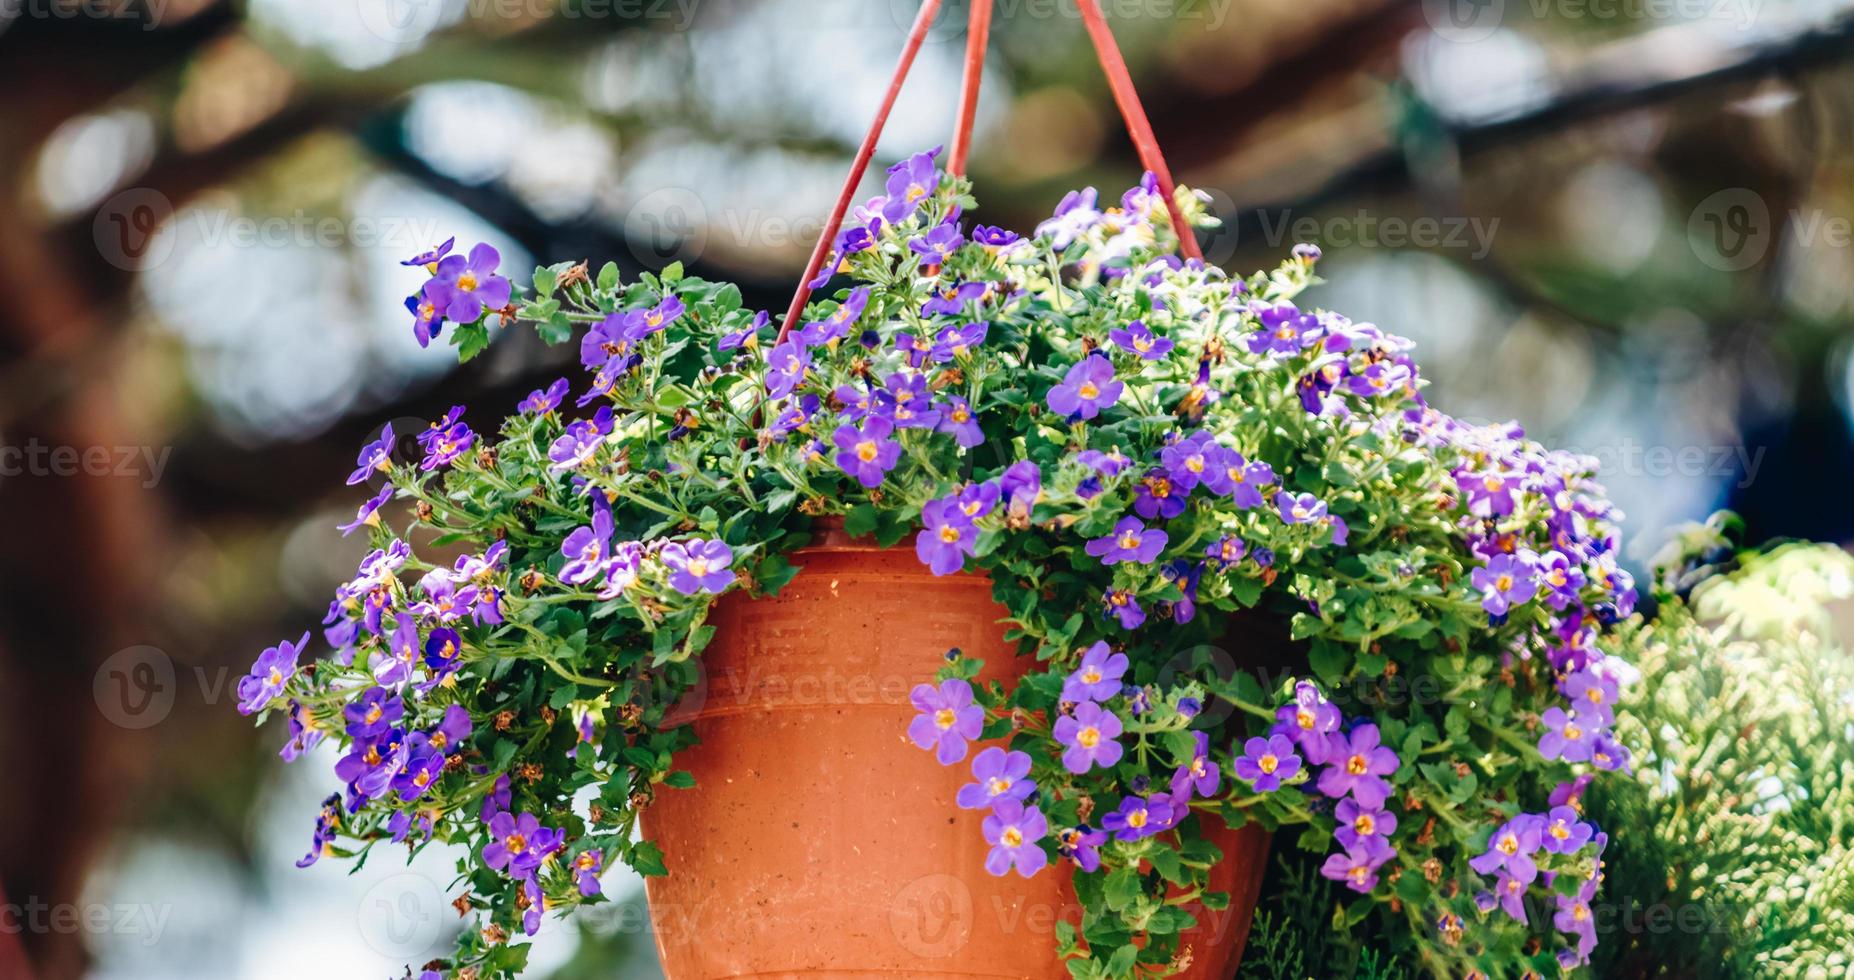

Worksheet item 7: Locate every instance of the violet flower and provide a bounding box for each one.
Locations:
[955,747,1036,809]
[915,498,977,575]
[429,242,512,323]
[236,632,310,715]
[1315,724,1399,808]
[1053,701,1123,774]
[908,679,984,765]
[1046,355,1123,421]
[662,539,735,595]
[1084,516,1167,565]
[982,799,1049,878]
[1062,642,1128,703]
[1232,734,1302,792]
[1109,319,1174,360]
[831,415,902,488]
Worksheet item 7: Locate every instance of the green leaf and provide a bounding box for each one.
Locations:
[663,770,696,789]
[1103,866,1140,912]
[843,504,879,539]
[630,840,669,877]
[660,261,684,283]
[597,261,620,290]
[532,266,558,298]
[548,684,579,710]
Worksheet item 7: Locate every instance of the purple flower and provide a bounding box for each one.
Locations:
[295,794,343,868]
[1078,449,1132,477]
[1084,516,1167,565]
[982,799,1049,878]
[1046,355,1123,421]
[1271,681,1345,765]
[972,224,1020,248]
[393,738,447,801]
[344,686,403,739]
[883,148,941,225]
[1541,804,1594,854]
[1469,815,1544,882]
[1247,302,1320,356]
[922,280,987,318]
[485,811,562,876]
[236,632,310,715]
[518,378,569,415]
[1334,798,1397,851]
[406,284,445,347]
[1319,839,1393,893]
[417,410,474,471]
[1160,431,1219,492]
[1109,319,1173,360]
[831,415,901,488]
[662,539,735,595]
[956,747,1036,809]
[402,237,454,269]
[1459,469,1520,518]
[559,502,613,585]
[1101,794,1172,842]
[936,395,984,448]
[932,321,989,361]
[427,703,472,758]
[798,287,869,347]
[1276,491,1328,525]
[1559,668,1619,725]
[1316,724,1400,808]
[915,498,977,575]
[634,295,685,335]
[952,481,1001,521]
[718,310,768,352]
[423,626,463,676]
[1537,551,1587,610]
[1204,535,1248,569]
[1472,552,1540,617]
[334,728,406,800]
[999,461,1041,517]
[572,849,605,897]
[1342,360,1411,399]
[1208,452,1271,509]
[1133,470,1187,520]
[877,372,940,429]
[1053,701,1124,774]
[1061,642,1127,702]
[908,222,963,268]
[1538,706,1600,763]
[1494,870,1530,921]
[1102,588,1146,630]
[429,242,512,323]
[1171,731,1221,800]
[1590,732,1630,772]
[339,485,396,537]
[908,679,984,765]
[346,424,395,485]
[547,408,613,471]
[764,341,811,398]
[1055,825,1108,871]
[1232,734,1303,792]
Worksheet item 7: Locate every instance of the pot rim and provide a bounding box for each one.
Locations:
[801,515,889,553]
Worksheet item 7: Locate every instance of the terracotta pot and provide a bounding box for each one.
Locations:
[639,523,1271,978]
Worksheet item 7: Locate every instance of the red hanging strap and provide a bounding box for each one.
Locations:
[1071,0,1202,262]
[776,0,944,345]
[946,0,993,177]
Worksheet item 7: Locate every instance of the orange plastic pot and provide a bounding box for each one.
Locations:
[639,523,1271,978]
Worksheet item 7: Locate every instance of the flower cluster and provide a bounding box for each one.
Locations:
[237,148,1637,979]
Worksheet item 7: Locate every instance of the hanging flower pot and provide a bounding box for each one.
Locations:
[637,520,1274,977]
[234,1,1643,977]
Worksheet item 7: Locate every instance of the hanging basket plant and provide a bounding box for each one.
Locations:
[236,3,1640,977]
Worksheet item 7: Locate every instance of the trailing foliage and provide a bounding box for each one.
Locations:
[237,149,1642,978]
